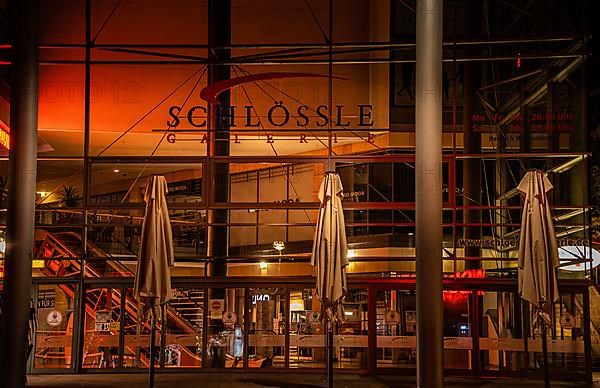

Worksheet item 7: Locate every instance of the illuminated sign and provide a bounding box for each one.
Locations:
[443,269,486,303]
[162,72,377,145]
[252,294,270,304]
[558,246,600,272]
[0,126,10,150]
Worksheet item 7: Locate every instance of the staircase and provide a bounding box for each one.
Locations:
[169,289,205,331]
[33,229,203,367]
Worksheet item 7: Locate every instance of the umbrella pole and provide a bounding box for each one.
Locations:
[327,319,333,388]
[149,308,156,388]
[541,315,550,388]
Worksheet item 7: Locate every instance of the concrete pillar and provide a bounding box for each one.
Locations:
[415,0,444,386]
[0,0,39,386]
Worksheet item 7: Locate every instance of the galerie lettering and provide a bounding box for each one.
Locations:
[167,103,375,128]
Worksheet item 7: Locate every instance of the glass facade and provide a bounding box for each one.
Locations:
[0,0,596,382]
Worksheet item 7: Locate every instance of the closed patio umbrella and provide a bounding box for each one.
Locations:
[311,172,348,388]
[134,175,174,388]
[517,170,559,388]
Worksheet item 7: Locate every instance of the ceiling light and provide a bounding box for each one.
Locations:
[273,241,285,251]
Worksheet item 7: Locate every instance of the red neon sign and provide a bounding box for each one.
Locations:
[443,269,486,303]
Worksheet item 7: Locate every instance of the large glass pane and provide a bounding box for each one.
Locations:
[32,227,84,279]
[334,288,368,369]
[38,66,85,156]
[289,288,325,368]
[122,287,158,369]
[479,290,528,372]
[523,292,587,376]
[164,287,205,368]
[89,65,208,157]
[86,208,207,265]
[36,160,84,209]
[443,289,473,370]
[206,288,245,368]
[247,288,286,368]
[82,286,122,368]
[33,284,76,369]
[376,289,416,369]
[89,162,203,205]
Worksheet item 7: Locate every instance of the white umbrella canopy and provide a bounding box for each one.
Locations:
[311,172,348,322]
[517,170,560,312]
[134,175,175,313]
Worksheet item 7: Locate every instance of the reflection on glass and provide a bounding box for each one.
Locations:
[248,288,286,368]
[123,288,159,369]
[334,289,368,369]
[443,289,472,370]
[206,288,245,368]
[164,287,204,368]
[82,287,122,368]
[89,163,203,205]
[289,288,325,368]
[376,290,417,368]
[479,291,586,374]
[33,284,76,369]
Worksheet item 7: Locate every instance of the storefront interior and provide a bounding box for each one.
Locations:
[0,0,596,382]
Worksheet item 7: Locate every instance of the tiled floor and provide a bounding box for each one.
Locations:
[25,373,600,388]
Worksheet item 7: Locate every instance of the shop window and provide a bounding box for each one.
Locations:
[33,284,76,369]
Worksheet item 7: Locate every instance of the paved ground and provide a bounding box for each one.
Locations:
[26,373,600,388]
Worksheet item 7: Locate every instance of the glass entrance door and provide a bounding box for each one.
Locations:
[375,289,417,369]
[32,282,78,371]
[81,285,124,369]
[374,285,474,372]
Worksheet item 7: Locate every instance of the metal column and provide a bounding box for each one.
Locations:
[206,0,230,278]
[0,0,39,386]
[415,0,444,387]
[462,0,481,270]
[205,0,231,368]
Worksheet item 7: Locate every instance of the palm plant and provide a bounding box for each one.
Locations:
[58,185,81,223]
[59,185,81,208]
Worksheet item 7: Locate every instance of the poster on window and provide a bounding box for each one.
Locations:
[95,310,111,332]
[405,310,416,333]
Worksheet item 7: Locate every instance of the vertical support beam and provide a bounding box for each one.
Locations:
[206,0,231,368]
[284,287,290,369]
[462,0,481,270]
[470,290,481,375]
[206,0,230,278]
[73,0,91,373]
[367,285,377,375]
[583,288,592,384]
[415,0,444,386]
[547,81,559,154]
[0,0,39,386]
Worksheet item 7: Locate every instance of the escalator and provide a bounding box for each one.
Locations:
[33,229,204,368]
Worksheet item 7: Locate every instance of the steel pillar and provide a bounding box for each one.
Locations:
[0,0,39,386]
[463,0,481,270]
[207,0,231,278]
[415,0,444,387]
[205,0,231,368]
